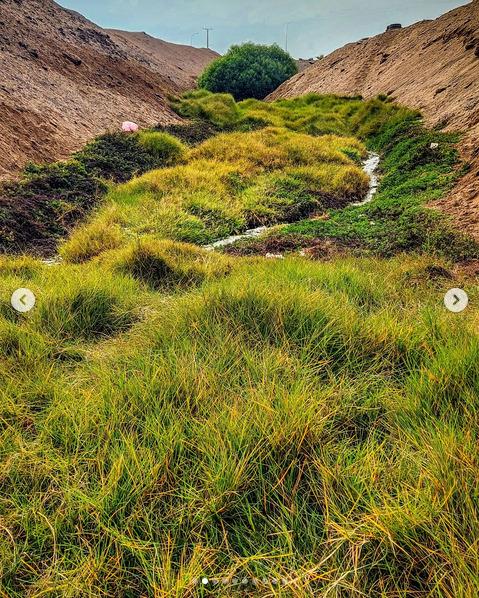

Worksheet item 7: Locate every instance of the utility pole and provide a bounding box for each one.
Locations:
[203,26,213,49]
[191,32,199,47]
[284,22,292,53]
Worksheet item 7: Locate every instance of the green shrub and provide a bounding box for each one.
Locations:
[198,43,298,101]
[137,132,186,165]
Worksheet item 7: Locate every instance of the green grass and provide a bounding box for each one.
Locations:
[226,98,478,260]
[75,131,186,183]
[60,127,368,261]
[103,237,232,290]
[137,131,187,165]
[0,92,478,596]
[170,90,241,129]
[1,255,479,595]
[171,90,366,136]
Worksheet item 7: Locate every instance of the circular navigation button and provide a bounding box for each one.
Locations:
[444,288,468,313]
[11,288,36,313]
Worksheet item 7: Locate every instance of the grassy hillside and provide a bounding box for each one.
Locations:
[0,92,478,596]
[60,127,367,262]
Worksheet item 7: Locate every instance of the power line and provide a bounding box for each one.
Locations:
[190,32,200,47]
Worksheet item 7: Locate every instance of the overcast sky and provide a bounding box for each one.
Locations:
[59,0,468,58]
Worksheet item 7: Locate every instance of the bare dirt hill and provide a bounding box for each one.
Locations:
[108,30,219,90]
[0,0,217,178]
[269,1,479,239]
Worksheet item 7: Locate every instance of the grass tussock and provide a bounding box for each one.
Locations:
[1,256,479,595]
[170,89,240,129]
[171,90,365,136]
[137,131,187,165]
[103,237,232,290]
[60,127,367,261]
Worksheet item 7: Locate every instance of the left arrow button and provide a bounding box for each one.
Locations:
[11,288,36,313]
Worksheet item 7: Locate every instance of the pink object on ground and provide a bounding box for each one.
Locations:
[122,121,139,133]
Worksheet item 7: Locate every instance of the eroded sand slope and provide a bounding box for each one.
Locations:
[0,0,217,177]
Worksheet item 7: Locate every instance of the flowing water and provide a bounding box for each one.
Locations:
[351,152,380,206]
[205,152,381,251]
[42,153,381,261]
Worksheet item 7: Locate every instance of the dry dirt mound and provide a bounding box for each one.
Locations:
[0,0,217,178]
[108,30,219,90]
[269,1,479,239]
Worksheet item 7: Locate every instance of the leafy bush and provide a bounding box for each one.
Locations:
[137,132,186,165]
[198,43,298,101]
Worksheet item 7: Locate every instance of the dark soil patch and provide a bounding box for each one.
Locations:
[155,120,220,145]
[0,162,106,256]
[223,231,359,259]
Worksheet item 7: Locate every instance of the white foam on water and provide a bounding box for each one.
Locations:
[351,152,381,206]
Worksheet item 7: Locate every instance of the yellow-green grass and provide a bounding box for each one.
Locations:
[137,131,187,166]
[1,253,479,595]
[1,93,478,596]
[170,90,366,137]
[170,90,241,129]
[100,237,233,290]
[60,128,368,263]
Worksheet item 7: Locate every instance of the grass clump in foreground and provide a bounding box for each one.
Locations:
[1,255,479,595]
[103,237,232,290]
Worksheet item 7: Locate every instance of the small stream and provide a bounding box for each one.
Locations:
[352,152,381,206]
[205,152,380,251]
[42,153,380,262]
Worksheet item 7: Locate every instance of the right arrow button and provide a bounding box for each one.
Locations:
[444,288,468,313]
